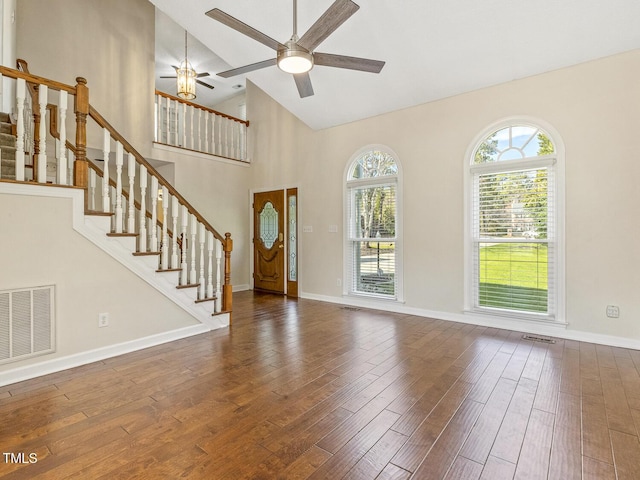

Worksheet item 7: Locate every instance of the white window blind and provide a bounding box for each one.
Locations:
[472,166,555,316]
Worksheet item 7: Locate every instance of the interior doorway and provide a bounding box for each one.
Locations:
[253,188,298,297]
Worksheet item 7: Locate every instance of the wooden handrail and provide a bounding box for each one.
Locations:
[2,63,76,94]
[88,105,227,245]
[155,90,249,127]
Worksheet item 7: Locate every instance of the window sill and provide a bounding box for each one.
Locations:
[464,307,568,327]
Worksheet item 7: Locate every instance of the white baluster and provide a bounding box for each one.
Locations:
[180,205,188,285]
[198,223,206,299]
[89,168,96,211]
[207,231,214,299]
[150,176,158,251]
[211,113,216,155]
[189,214,197,284]
[171,196,179,269]
[215,239,223,313]
[155,94,160,142]
[15,79,25,181]
[56,90,68,184]
[204,112,209,153]
[102,129,111,212]
[197,109,202,152]
[127,153,136,233]
[138,165,147,252]
[165,95,171,144]
[37,85,47,183]
[217,114,222,156]
[114,142,124,233]
[68,148,74,185]
[110,185,117,232]
[161,186,169,269]
[182,102,187,147]
[189,106,195,150]
[241,123,246,161]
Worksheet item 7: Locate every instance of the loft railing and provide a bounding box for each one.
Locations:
[154,90,249,162]
[0,62,233,314]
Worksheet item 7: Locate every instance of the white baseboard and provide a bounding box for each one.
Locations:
[300,292,640,351]
[233,284,251,292]
[0,324,211,387]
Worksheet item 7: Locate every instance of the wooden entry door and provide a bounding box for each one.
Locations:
[253,190,285,293]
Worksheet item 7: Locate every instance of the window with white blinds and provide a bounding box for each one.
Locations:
[345,149,401,300]
[470,124,559,319]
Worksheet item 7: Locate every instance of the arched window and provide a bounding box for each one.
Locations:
[467,121,564,321]
[345,147,402,300]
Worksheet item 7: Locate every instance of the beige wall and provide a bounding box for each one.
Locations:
[16,0,155,156]
[0,193,199,374]
[247,50,640,344]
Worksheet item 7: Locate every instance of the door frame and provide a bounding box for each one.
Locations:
[249,185,300,296]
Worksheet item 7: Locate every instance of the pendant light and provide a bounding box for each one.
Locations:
[176,31,197,100]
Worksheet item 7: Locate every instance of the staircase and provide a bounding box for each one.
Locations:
[0,62,233,331]
[0,112,17,179]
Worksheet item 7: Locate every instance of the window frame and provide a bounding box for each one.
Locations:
[464,118,565,324]
[344,145,403,302]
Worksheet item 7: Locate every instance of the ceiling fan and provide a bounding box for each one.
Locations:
[160,31,214,99]
[205,0,385,98]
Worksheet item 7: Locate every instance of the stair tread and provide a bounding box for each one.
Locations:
[85,210,114,216]
[107,232,138,237]
[176,283,200,289]
[156,268,182,273]
[133,251,161,256]
[195,296,217,304]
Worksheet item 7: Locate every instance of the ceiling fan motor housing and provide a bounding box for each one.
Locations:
[277,41,314,74]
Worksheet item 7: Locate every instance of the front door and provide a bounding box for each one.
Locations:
[253,190,285,293]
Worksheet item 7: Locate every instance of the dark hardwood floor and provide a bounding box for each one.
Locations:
[1,291,640,479]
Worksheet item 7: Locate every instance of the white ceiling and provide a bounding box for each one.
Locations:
[151,0,640,130]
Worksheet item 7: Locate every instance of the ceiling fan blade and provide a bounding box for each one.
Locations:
[217,58,277,78]
[171,65,179,70]
[293,72,314,98]
[314,52,385,73]
[205,8,285,51]
[196,79,215,89]
[298,0,360,52]
[196,72,210,78]
[160,76,178,79]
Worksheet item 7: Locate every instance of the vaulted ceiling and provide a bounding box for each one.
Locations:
[151,0,640,130]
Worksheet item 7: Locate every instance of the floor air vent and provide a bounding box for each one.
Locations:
[0,286,55,364]
[522,334,556,344]
[341,306,361,311]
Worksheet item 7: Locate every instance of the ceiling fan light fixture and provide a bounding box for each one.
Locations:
[277,43,313,74]
[176,59,197,100]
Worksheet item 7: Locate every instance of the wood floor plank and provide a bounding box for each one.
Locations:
[410,399,484,479]
[1,291,640,479]
[444,456,483,480]
[479,455,516,480]
[513,409,555,480]
[610,429,640,480]
[459,377,517,464]
[488,378,538,464]
[582,456,616,480]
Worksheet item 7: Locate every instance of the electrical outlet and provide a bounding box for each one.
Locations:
[98,312,110,327]
[337,278,342,287]
[606,305,620,318]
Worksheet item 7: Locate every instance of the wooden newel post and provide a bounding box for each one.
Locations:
[73,77,89,189]
[223,232,233,317]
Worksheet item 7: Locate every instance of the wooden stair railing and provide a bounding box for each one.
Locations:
[0,62,233,317]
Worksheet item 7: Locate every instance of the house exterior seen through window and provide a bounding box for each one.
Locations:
[345,148,401,300]
[469,123,561,319]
